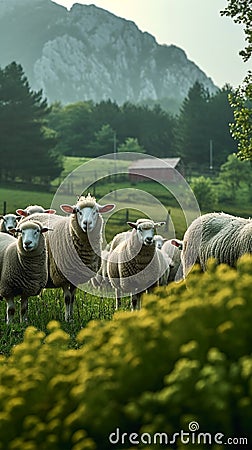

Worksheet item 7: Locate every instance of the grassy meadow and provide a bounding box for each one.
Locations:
[0,287,131,357]
[0,155,250,357]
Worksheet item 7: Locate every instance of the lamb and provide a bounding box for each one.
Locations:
[161,238,183,281]
[107,218,169,310]
[0,213,20,234]
[22,194,115,321]
[16,204,56,217]
[153,234,167,249]
[181,212,252,276]
[0,221,50,323]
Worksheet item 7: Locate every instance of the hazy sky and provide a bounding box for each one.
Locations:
[53,0,250,88]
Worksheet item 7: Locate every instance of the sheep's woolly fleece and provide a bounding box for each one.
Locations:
[108,219,168,294]
[182,212,252,275]
[23,196,103,288]
[0,221,48,299]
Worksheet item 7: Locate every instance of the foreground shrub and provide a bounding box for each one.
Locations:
[0,256,252,449]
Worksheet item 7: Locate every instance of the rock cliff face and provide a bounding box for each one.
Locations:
[0,0,217,110]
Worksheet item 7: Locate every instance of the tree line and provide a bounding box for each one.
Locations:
[0,61,246,186]
[0,62,62,185]
[49,82,238,171]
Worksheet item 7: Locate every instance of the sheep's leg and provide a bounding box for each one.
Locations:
[63,284,76,321]
[6,297,15,324]
[20,296,28,323]
[115,289,122,310]
[131,293,141,311]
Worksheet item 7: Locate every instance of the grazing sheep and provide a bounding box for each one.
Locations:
[16,204,56,217]
[161,238,183,281]
[182,212,252,276]
[23,194,115,321]
[0,221,50,323]
[107,219,168,310]
[0,213,20,234]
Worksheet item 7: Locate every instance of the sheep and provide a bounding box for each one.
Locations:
[16,204,56,217]
[161,238,183,281]
[0,213,20,234]
[91,231,133,292]
[109,229,132,252]
[0,221,50,323]
[107,218,169,310]
[181,212,252,276]
[153,234,167,250]
[22,194,115,321]
[90,244,112,292]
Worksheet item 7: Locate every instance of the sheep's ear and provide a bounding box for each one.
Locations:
[171,239,183,250]
[41,227,53,233]
[16,209,28,217]
[127,221,137,229]
[154,221,166,228]
[97,204,115,214]
[60,204,75,214]
[44,209,56,214]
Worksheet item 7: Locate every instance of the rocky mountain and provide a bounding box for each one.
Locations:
[0,0,217,111]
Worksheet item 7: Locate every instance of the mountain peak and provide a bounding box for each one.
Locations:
[0,0,217,112]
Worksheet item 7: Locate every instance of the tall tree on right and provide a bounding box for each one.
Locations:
[221,0,252,160]
[175,82,211,170]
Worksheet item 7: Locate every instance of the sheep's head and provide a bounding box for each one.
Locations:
[14,221,51,252]
[60,194,115,232]
[128,219,165,246]
[154,234,167,249]
[16,205,56,217]
[0,213,20,232]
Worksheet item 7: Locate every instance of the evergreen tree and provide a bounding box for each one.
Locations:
[87,124,115,157]
[208,85,238,167]
[48,101,95,156]
[175,82,210,170]
[0,62,62,184]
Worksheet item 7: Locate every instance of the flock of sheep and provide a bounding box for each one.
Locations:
[0,193,251,324]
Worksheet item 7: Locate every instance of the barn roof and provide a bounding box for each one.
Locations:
[129,158,180,170]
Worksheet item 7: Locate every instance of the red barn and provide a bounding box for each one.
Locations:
[128,158,181,183]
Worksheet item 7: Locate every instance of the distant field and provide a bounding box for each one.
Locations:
[1,156,194,240]
[2,155,249,241]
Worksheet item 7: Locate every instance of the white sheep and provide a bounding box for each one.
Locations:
[0,221,50,323]
[90,244,112,292]
[182,212,252,276]
[161,238,183,281]
[153,234,167,249]
[16,204,56,217]
[107,218,168,310]
[23,194,115,321]
[0,213,20,234]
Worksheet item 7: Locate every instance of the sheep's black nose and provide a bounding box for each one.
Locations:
[145,237,153,245]
[24,240,32,248]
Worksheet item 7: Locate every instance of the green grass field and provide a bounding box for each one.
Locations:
[0,287,131,357]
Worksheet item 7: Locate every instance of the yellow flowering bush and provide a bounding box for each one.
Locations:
[0,256,252,449]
